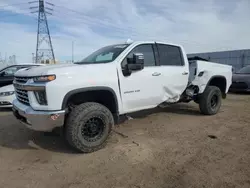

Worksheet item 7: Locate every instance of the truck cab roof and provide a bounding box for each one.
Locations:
[125,41,182,48]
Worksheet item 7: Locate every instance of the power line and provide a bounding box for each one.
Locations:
[49,10,232,50]
[0,1,233,50]
[0,14,38,21]
[0,2,30,8]
[0,8,38,21]
[54,5,136,31]
[50,9,171,41]
[0,2,36,20]
[0,6,31,12]
[0,5,32,12]
[51,5,233,50]
[50,11,139,36]
[0,1,235,52]
[0,13,33,20]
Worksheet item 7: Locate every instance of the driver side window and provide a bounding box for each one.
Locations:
[121,44,156,69]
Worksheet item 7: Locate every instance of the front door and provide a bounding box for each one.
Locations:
[118,43,162,113]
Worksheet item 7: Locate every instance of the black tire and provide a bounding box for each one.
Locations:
[199,86,222,115]
[65,102,114,153]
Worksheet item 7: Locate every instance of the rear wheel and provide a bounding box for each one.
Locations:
[65,102,114,153]
[199,86,222,115]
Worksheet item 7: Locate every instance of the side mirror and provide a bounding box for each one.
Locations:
[127,53,144,71]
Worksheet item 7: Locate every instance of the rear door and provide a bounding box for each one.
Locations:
[156,43,189,103]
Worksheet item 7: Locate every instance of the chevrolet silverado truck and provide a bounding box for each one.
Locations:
[12,41,232,153]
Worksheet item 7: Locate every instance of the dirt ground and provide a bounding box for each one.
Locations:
[0,94,249,188]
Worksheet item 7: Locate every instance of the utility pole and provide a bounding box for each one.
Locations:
[5,53,7,64]
[72,41,74,63]
[13,55,16,64]
[32,53,35,63]
[30,0,55,64]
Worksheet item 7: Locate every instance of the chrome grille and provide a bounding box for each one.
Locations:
[14,76,32,106]
[15,88,30,106]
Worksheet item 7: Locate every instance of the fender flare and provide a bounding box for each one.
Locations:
[207,75,227,89]
[61,86,119,112]
[206,75,227,98]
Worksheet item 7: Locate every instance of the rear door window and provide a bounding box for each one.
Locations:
[157,44,184,66]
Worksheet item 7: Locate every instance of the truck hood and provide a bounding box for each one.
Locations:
[232,74,250,82]
[0,84,14,92]
[14,63,116,79]
[14,63,77,77]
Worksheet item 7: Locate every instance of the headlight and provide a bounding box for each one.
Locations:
[33,75,56,82]
[0,91,15,96]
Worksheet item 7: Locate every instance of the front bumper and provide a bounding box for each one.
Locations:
[12,99,65,132]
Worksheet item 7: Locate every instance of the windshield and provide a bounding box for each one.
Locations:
[75,44,130,64]
[236,66,250,74]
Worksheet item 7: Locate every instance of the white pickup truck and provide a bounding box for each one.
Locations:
[12,41,232,153]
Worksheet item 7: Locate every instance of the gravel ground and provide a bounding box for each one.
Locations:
[0,94,249,188]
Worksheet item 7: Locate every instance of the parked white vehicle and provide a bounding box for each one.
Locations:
[12,41,232,153]
[0,64,44,108]
[0,84,15,107]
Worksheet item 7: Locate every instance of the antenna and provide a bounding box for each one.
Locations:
[126,38,133,44]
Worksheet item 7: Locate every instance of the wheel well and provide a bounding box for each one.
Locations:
[63,89,118,114]
[208,76,227,98]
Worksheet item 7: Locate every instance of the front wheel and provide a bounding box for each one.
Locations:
[65,102,114,153]
[199,86,222,115]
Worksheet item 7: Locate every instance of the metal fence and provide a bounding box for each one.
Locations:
[188,49,250,72]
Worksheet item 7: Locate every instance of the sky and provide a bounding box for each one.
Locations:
[0,0,250,64]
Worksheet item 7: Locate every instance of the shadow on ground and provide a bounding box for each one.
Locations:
[0,103,202,154]
[0,107,12,112]
[127,103,202,119]
[0,114,77,154]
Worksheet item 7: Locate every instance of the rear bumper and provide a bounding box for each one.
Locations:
[12,99,65,132]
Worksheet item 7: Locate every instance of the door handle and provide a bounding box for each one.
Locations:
[182,72,188,75]
[152,72,161,76]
